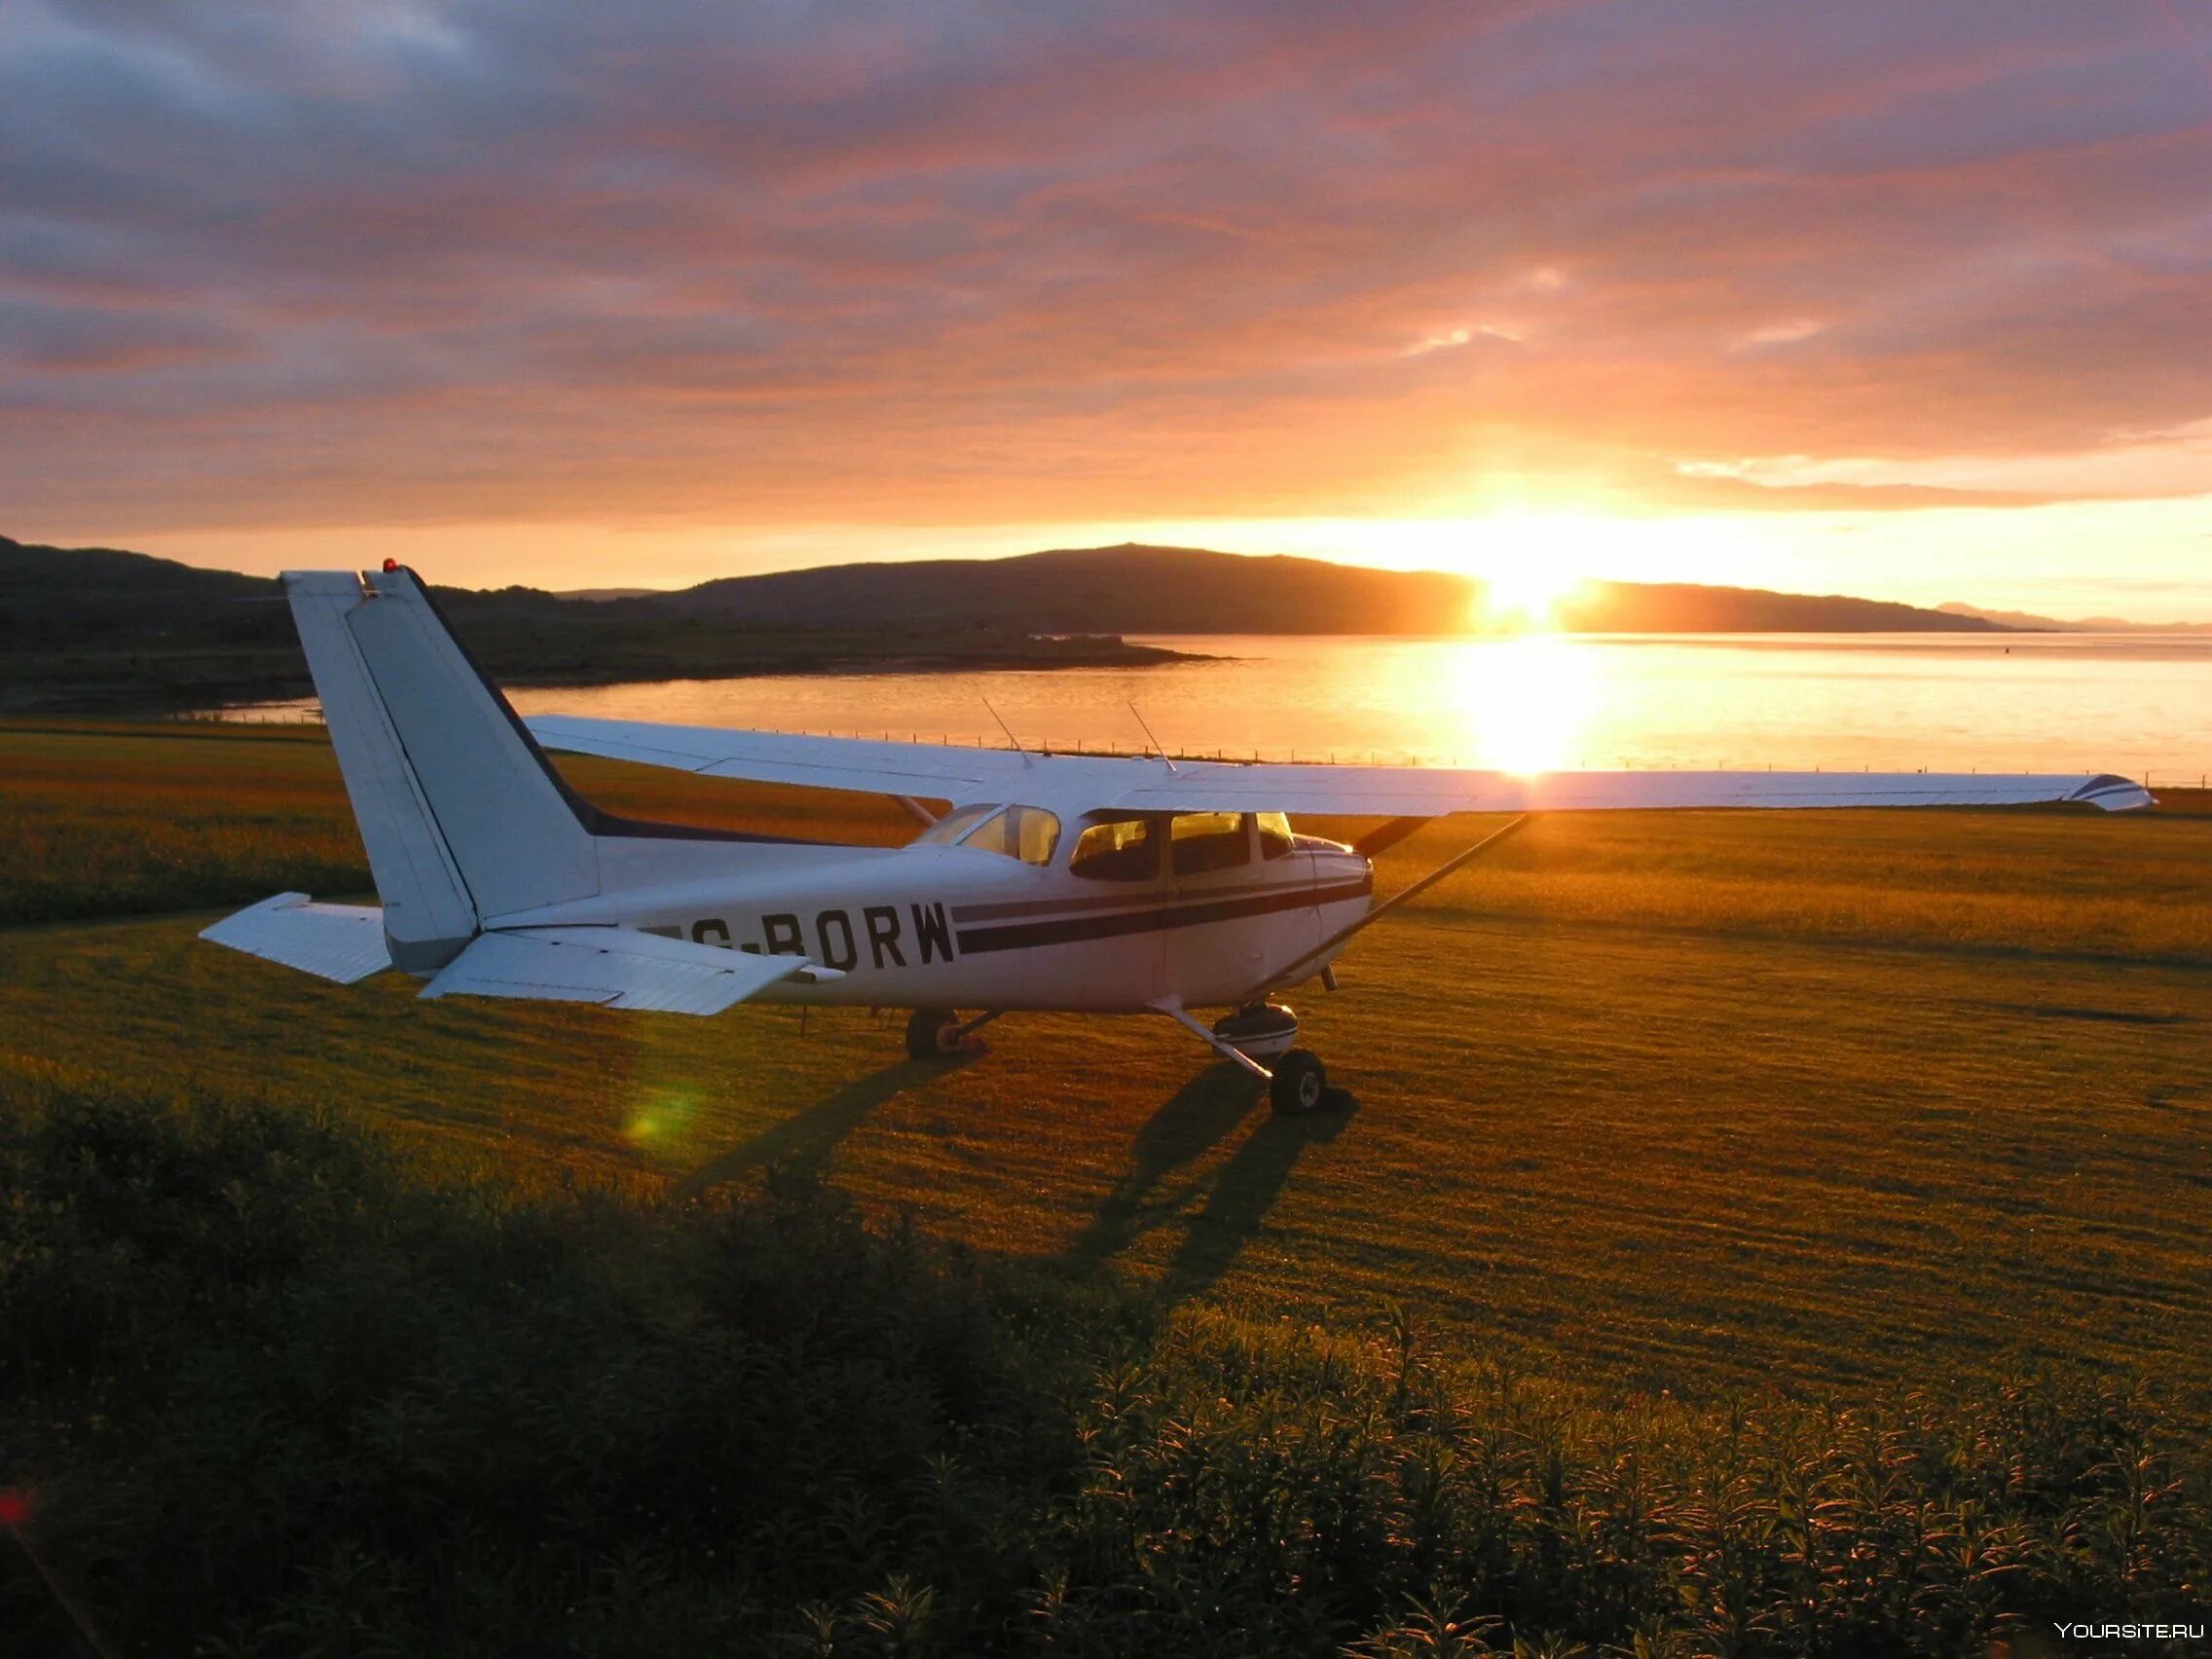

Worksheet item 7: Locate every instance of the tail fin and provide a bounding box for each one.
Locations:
[284,567,598,969]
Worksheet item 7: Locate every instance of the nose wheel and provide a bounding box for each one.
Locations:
[1267,1049,1328,1115]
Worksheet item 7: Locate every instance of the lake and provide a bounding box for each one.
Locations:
[240,633,2212,786]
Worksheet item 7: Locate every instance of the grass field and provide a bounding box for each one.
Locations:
[3,720,2207,1404]
[4,720,2209,1653]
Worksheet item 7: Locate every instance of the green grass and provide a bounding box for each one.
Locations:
[2,722,2205,1400]
[4,1079,2206,1656]
[2,721,2209,1650]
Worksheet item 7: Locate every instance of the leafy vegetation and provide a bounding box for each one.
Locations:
[4,1075,2205,1656]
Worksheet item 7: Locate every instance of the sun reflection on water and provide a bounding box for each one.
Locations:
[1447,635,1600,775]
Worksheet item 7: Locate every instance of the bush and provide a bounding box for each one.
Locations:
[3,1079,2205,1656]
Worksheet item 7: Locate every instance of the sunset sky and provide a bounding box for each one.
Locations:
[4,1,2210,618]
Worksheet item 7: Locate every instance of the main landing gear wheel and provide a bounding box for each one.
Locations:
[905,1008,960,1060]
[1268,1049,1328,1115]
[906,1008,998,1059]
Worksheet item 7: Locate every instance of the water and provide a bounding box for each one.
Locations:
[235,633,2212,783]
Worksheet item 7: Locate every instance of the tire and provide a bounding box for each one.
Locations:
[1269,1049,1328,1115]
[905,1008,958,1061]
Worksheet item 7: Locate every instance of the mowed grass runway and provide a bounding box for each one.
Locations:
[4,720,2208,1411]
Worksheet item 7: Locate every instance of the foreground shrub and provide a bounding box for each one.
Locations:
[2,1079,2205,1655]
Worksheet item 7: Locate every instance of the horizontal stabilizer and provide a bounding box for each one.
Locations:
[201,893,391,984]
[419,926,813,1014]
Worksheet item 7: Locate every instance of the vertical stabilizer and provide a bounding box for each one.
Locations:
[283,568,601,969]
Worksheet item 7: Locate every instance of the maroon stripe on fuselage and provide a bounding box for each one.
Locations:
[949,878,1315,923]
[953,876,1372,954]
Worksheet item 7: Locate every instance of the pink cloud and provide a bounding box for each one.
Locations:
[2,0,2208,535]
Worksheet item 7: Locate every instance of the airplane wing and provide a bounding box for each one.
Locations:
[525,713,2152,817]
[1100,765,2154,816]
[527,715,1036,804]
[420,925,829,1014]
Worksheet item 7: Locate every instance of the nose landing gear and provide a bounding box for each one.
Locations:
[1211,1002,1301,1058]
[1159,1000,1338,1115]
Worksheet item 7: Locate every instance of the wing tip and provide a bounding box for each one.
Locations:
[2069,774,2156,812]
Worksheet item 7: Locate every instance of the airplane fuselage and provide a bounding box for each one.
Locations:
[488,832,1374,1014]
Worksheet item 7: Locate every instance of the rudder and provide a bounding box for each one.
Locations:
[284,567,599,969]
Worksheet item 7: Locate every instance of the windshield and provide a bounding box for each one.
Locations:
[907,802,1001,845]
[910,802,1061,865]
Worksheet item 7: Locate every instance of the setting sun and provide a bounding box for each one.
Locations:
[1477,560,1589,631]
[1466,511,1611,631]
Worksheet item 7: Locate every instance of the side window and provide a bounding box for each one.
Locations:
[963,804,1061,866]
[1068,817,1159,881]
[1011,805,1061,866]
[1257,811,1295,861]
[1170,812,1251,877]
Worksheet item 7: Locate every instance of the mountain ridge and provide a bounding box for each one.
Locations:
[2,532,2023,712]
[1936,601,2212,635]
[646,541,2012,635]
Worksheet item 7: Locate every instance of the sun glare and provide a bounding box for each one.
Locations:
[1449,634,1599,776]
[1367,509,1621,631]
[1468,510,1614,631]
[1481,560,1587,629]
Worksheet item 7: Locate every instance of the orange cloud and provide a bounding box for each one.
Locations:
[2,0,2208,547]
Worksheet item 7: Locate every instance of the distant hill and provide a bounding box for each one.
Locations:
[1556,579,2009,635]
[649,543,2005,636]
[1936,602,2212,635]
[0,535,1187,712]
[657,545,1472,633]
[3,533,2012,712]
[0,537,282,645]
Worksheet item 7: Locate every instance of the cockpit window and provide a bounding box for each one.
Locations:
[908,802,1001,846]
[1257,811,1295,861]
[959,804,1061,866]
[1169,812,1251,876]
[1068,817,1160,881]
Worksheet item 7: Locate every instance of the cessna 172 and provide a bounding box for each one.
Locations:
[203,566,2154,1113]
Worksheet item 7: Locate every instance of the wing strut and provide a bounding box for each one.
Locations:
[1253,814,1530,1000]
[1352,816,1433,858]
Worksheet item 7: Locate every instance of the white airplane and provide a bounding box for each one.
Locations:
[203,566,2154,1113]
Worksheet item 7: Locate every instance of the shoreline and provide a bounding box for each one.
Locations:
[0,634,1215,718]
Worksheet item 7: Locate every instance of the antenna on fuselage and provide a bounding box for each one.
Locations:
[982,697,1034,767]
[1127,702,1177,773]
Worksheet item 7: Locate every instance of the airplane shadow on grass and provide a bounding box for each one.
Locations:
[675,1058,953,1196]
[1066,1061,1358,1305]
